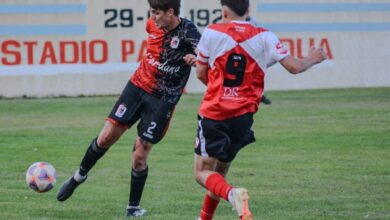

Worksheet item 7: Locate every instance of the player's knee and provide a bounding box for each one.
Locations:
[135,138,153,150]
[97,135,113,148]
[132,139,152,169]
[133,150,147,161]
[194,170,203,183]
[97,121,126,148]
[132,152,147,170]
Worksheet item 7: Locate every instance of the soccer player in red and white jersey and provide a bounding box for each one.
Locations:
[194,0,327,219]
[56,0,200,217]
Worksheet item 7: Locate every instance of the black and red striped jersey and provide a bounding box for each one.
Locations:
[131,18,200,104]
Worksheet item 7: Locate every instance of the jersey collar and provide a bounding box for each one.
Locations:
[230,20,250,24]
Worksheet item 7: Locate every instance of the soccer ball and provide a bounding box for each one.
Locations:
[26,162,57,193]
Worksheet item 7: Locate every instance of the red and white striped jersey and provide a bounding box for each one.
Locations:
[197,20,289,120]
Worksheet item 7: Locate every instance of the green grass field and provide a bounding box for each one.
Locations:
[0,87,389,220]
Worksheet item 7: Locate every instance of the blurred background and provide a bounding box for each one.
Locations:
[0,0,389,98]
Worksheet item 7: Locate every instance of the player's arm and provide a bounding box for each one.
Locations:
[279,47,327,74]
[183,22,201,67]
[196,62,208,85]
[195,27,210,85]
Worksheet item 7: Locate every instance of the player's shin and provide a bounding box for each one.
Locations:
[76,137,108,181]
[199,193,220,220]
[129,166,148,207]
[205,173,233,201]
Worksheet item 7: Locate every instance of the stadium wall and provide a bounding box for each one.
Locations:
[0,0,389,98]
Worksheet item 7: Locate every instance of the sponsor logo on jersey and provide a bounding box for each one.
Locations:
[115,104,127,118]
[145,52,181,75]
[223,87,239,98]
[170,36,180,49]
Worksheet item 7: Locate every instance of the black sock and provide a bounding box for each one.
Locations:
[78,138,107,176]
[129,167,148,207]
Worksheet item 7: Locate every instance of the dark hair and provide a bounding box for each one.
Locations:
[221,0,249,16]
[148,0,181,16]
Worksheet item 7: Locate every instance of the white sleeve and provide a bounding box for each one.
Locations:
[263,31,289,68]
[196,28,210,62]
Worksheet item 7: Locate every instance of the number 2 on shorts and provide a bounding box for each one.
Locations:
[147,122,157,135]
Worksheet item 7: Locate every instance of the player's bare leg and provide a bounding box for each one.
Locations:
[126,137,153,217]
[57,121,126,201]
[97,120,128,148]
[194,155,252,220]
[132,137,153,170]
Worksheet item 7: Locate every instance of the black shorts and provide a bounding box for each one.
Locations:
[194,113,256,163]
[108,81,175,144]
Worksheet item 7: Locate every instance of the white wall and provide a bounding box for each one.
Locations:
[0,0,389,97]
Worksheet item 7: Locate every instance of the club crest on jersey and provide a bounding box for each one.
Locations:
[115,104,127,118]
[170,36,180,49]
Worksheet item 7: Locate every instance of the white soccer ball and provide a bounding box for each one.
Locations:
[26,162,57,193]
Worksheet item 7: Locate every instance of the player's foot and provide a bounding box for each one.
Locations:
[230,188,253,220]
[56,176,87,201]
[261,95,272,105]
[126,205,147,217]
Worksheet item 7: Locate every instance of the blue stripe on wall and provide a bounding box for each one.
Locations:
[0,4,86,14]
[257,3,390,12]
[0,25,87,35]
[260,23,390,32]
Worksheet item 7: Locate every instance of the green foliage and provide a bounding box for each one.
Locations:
[0,88,389,219]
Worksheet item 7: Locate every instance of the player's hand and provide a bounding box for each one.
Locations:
[183,54,197,67]
[308,47,327,64]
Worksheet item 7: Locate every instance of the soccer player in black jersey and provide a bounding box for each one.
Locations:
[56,0,200,217]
